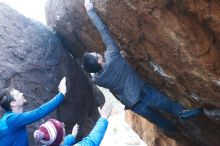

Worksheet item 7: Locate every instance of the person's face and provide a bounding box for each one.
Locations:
[90,52,104,64]
[10,89,27,108]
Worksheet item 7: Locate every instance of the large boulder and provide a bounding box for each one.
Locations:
[45,0,220,146]
[0,3,104,145]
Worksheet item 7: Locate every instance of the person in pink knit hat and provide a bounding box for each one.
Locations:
[34,119,79,146]
[34,100,113,146]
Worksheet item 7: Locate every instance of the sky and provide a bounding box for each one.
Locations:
[0,0,47,24]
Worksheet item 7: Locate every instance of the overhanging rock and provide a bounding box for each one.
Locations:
[45,0,220,146]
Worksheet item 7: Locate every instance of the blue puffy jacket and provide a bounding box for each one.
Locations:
[63,118,108,146]
[0,93,64,146]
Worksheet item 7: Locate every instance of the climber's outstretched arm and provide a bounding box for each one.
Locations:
[84,0,120,59]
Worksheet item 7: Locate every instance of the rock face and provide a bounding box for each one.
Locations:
[125,111,182,146]
[0,3,104,146]
[45,0,220,146]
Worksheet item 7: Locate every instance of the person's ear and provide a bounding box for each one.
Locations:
[97,58,102,64]
[10,101,17,107]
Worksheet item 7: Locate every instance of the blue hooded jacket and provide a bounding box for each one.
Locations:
[0,93,64,146]
[63,118,108,146]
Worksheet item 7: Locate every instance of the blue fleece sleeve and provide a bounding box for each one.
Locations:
[7,93,64,127]
[63,134,76,146]
[87,8,120,63]
[74,117,108,146]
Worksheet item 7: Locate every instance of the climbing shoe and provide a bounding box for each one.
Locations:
[178,108,203,119]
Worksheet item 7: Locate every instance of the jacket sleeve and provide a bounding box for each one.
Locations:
[63,134,76,146]
[74,117,108,146]
[7,93,64,128]
[86,8,120,63]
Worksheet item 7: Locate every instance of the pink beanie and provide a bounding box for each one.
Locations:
[34,119,64,146]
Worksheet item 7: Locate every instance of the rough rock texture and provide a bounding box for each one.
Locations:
[45,0,220,146]
[125,111,182,146]
[0,3,104,146]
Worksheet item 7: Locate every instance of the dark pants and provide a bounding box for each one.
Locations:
[131,84,185,132]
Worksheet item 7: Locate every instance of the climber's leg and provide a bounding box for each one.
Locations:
[131,93,177,133]
[142,84,185,116]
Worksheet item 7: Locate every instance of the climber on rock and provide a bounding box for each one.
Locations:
[0,77,67,146]
[82,0,202,133]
